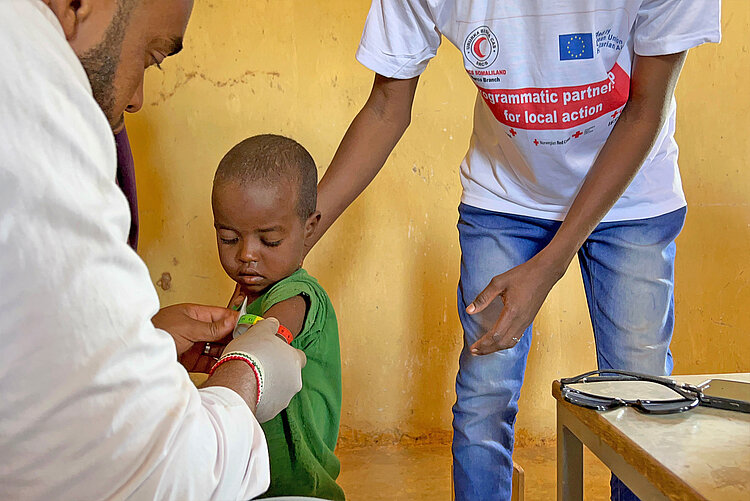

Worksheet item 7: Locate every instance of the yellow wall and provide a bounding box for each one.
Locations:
[128,0,749,444]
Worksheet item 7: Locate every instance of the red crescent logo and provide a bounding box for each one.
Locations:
[473,36,487,58]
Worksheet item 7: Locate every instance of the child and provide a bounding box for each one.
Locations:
[212,134,343,500]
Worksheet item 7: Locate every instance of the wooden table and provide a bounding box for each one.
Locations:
[553,373,750,500]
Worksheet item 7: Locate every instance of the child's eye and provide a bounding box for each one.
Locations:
[220,237,239,245]
[263,240,282,247]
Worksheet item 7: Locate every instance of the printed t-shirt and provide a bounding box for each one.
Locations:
[245,268,344,500]
[356,0,721,221]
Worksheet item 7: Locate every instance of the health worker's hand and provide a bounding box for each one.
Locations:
[180,334,232,373]
[152,303,239,357]
[180,287,251,374]
[467,255,564,355]
[223,318,307,423]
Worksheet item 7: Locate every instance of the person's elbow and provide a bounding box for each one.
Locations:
[365,74,419,137]
[362,95,412,138]
[625,51,688,124]
[132,386,271,501]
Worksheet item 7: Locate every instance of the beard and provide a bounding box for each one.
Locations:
[77,1,134,126]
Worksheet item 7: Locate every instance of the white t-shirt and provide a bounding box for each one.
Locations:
[0,2,269,499]
[357,0,721,221]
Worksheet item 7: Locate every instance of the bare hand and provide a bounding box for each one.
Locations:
[180,288,252,373]
[152,303,239,358]
[179,334,231,373]
[466,256,563,355]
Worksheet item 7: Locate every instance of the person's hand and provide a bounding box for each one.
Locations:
[466,255,564,355]
[176,286,248,373]
[180,333,232,373]
[152,303,239,357]
[179,286,250,373]
[223,318,307,423]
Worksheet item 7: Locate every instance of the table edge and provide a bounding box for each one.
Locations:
[552,380,707,501]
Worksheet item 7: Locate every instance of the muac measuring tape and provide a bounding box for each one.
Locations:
[233,297,294,344]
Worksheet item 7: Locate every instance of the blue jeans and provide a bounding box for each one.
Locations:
[451,204,686,501]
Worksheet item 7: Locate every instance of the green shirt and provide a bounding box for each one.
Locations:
[246,269,343,500]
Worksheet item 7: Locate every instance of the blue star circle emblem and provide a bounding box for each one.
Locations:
[559,33,594,60]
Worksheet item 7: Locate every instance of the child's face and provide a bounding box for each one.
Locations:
[212,179,319,298]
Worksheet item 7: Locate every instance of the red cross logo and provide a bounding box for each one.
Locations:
[509,128,517,137]
[533,139,539,146]
[572,130,583,139]
[611,110,619,118]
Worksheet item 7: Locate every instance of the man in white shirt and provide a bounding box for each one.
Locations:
[0,1,306,499]
[309,1,721,500]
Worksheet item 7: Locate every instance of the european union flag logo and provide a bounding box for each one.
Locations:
[559,33,594,60]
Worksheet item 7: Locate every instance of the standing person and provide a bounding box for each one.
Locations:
[0,1,306,499]
[310,1,720,499]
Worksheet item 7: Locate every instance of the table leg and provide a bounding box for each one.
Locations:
[557,403,583,501]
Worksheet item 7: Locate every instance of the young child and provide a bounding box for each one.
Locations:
[212,134,343,500]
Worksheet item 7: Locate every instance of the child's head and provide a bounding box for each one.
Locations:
[212,134,320,297]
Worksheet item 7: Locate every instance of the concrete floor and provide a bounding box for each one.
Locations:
[337,443,612,500]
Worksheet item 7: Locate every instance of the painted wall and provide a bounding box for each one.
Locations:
[127,1,749,444]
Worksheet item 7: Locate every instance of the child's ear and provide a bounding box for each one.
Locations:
[304,210,321,241]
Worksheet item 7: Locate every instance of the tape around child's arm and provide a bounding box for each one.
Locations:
[234,312,294,344]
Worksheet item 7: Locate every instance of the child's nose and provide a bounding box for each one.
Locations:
[238,244,259,263]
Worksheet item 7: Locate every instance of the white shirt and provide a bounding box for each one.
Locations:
[0,2,269,499]
[357,0,721,221]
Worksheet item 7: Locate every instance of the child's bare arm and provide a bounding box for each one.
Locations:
[264,295,307,339]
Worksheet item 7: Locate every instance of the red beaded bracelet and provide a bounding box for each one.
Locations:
[208,354,263,405]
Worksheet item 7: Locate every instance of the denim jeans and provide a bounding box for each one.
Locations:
[451,204,687,501]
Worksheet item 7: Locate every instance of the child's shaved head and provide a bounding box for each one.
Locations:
[214,134,317,220]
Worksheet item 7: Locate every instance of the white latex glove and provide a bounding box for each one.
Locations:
[222,318,307,423]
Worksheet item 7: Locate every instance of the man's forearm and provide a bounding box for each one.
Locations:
[202,361,258,413]
[311,75,419,249]
[315,107,405,241]
[538,52,688,275]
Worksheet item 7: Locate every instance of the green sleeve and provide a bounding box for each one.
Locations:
[256,269,330,348]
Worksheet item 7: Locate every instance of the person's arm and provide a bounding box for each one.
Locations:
[263,295,307,337]
[200,318,306,418]
[177,286,252,373]
[153,303,307,414]
[153,302,239,356]
[309,73,419,250]
[177,290,309,373]
[202,358,259,413]
[468,51,688,355]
